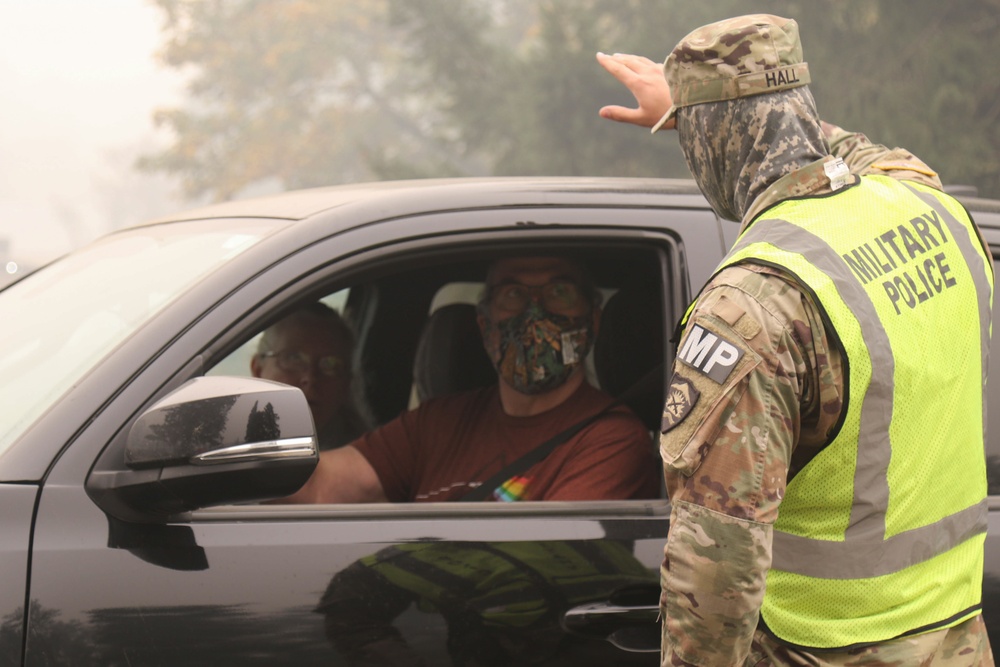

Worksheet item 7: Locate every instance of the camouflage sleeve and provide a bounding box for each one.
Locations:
[822,121,943,190]
[658,265,839,666]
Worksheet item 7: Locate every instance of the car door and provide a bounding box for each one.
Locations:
[24,204,722,666]
[0,485,35,665]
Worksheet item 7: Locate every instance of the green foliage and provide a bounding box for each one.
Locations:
[142,0,1000,201]
[141,0,421,198]
[792,0,1000,197]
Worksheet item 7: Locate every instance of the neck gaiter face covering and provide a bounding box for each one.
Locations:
[483,301,594,395]
[676,86,827,222]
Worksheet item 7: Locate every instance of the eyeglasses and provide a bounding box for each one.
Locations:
[259,350,347,378]
[487,280,586,314]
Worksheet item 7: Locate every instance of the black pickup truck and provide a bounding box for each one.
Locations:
[1,177,999,665]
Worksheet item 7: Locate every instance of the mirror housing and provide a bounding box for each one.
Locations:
[88,376,318,522]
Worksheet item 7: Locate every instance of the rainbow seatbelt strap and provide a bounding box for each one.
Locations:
[491,476,530,502]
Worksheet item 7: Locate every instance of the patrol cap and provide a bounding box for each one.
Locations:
[651,14,811,133]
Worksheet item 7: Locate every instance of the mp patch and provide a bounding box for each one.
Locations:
[677,324,744,384]
[661,374,700,433]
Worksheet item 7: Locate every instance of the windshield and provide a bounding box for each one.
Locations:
[0,218,282,455]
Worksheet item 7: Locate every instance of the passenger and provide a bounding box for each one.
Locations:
[251,302,369,450]
[284,256,659,503]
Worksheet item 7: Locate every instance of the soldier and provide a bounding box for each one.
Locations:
[598,14,994,666]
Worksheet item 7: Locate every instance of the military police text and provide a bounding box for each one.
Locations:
[841,207,957,315]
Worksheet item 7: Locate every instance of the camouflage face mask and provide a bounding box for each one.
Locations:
[677,87,826,222]
[484,301,593,395]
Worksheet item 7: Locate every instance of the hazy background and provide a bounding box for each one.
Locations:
[0,0,191,279]
[2,0,997,284]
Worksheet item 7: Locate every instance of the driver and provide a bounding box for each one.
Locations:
[283,255,659,503]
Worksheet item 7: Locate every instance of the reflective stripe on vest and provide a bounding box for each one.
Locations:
[905,183,993,440]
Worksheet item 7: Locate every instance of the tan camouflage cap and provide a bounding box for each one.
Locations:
[651,14,811,133]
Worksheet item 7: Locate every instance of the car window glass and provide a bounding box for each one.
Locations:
[186,241,670,506]
[0,219,278,456]
[364,251,665,503]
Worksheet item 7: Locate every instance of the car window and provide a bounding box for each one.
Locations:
[0,218,281,456]
[347,249,666,503]
[192,241,671,504]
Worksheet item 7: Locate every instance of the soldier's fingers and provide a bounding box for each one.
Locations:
[609,53,661,70]
[598,104,644,125]
[596,52,639,84]
[597,52,670,128]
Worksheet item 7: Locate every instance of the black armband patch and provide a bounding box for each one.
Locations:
[676,324,744,383]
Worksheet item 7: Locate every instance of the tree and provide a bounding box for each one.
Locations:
[141,0,433,200]
[244,400,281,442]
[786,0,1000,196]
[3,603,98,666]
[142,395,238,463]
[142,0,1000,200]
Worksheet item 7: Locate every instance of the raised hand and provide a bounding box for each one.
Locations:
[596,52,675,130]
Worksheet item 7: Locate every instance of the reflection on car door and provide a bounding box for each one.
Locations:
[29,486,667,664]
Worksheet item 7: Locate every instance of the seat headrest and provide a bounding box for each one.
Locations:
[594,284,665,431]
[413,303,496,403]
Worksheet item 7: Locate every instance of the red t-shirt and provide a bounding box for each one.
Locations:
[353,382,660,502]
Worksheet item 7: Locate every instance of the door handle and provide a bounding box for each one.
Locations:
[562,598,660,653]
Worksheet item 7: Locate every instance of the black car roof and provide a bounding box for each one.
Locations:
[138,177,710,227]
[135,175,1000,236]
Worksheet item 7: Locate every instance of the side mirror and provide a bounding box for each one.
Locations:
[88,376,318,522]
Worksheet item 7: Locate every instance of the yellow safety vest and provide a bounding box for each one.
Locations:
[715,176,993,649]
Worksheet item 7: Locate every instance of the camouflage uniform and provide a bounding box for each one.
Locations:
[656,15,994,667]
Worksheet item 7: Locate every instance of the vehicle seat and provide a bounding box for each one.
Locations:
[412,303,496,403]
[593,283,665,432]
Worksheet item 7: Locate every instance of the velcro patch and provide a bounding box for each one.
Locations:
[661,374,700,433]
[677,324,744,384]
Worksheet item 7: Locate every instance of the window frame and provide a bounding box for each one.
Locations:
[79,206,704,522]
